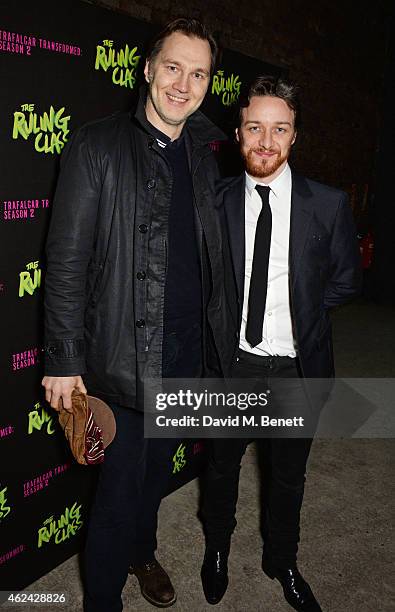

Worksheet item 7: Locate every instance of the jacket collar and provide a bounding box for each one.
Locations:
[222,174,246,300]
[185,107,227,147]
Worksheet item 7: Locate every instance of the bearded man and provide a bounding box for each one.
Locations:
[200,75,361,611]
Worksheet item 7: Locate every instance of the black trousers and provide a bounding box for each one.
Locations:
[83,322,202,612]
[202,350,313,568]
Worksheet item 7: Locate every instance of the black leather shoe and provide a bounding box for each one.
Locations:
[129,559,177,608]
[201,548,229,605]
[262,560,322,611]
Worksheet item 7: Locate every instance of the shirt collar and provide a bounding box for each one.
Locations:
[245,163,291,199]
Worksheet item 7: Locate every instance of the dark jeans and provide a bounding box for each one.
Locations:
[202,350,313,568]
[83,322,202,612]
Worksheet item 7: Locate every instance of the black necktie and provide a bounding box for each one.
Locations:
[245,185,272,347]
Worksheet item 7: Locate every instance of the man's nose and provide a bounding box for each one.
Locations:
[173,72,189,93]
[259,130,273,149]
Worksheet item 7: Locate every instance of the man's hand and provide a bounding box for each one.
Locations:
[41,376,87,411]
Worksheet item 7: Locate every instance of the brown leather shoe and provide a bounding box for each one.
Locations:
[129,559,177,608]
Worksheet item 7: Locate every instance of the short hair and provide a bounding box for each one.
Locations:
[146,18,218,75]
[239,75,301,129]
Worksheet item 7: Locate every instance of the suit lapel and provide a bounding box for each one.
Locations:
[290,172,314,287]
[223,175,245,300]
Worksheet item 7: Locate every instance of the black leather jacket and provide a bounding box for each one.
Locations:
[44,90,230,408]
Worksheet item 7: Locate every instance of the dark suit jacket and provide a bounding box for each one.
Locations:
[218,171,362,379]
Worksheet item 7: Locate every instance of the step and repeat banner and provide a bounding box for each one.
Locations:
[0,0,282,589]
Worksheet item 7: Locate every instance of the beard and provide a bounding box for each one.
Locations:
[241,147,288,179]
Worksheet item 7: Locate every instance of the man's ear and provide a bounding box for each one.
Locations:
[144,60,150,83]
[291,130,297,146]
[235,127,240,142]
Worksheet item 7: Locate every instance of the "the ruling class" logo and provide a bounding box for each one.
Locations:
[37,501,83,548]
[95,39,140,88]
[12,104,71,154]
[211,69,242,106]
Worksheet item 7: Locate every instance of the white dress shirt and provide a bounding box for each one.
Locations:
[239,163,297,357]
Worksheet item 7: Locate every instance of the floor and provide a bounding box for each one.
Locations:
[22,300,395,611]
